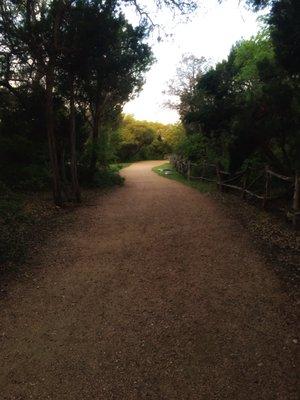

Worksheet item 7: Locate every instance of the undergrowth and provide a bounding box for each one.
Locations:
[0,182,33,266]
[152,162,216,193]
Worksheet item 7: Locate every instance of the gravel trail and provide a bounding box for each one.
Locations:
[0,160,298,399]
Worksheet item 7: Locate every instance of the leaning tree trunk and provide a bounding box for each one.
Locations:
[46,68,63,206]
[69,80,81,202]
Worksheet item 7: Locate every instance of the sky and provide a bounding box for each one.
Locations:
[123,0,267,124]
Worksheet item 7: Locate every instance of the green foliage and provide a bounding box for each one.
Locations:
[110,163,132,172]
[179,30,299,174]
[246,0,300,74]
[233,30,274,90]
[116,115,185,161]
[160,123,186,152]
[85,166,124,188]
[176,134,206,160]
[176,132,230,167]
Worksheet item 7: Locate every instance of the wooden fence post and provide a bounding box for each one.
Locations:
[263,166,270,209]
[216,163,223,192]
[241,169,248,199]
[201,161,206,179]
[293,170,300,228]
[187,161,191,181]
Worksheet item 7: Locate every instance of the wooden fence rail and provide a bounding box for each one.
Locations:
[169,155,299,228]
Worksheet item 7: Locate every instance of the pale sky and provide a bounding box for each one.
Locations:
[123,0,267,124]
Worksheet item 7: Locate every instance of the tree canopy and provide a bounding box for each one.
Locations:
[174,28,299,174]
[115,115,184,161]
[0,0,154,202]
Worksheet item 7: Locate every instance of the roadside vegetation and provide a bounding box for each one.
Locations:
[110,163,132,172]
[152,162,215,193]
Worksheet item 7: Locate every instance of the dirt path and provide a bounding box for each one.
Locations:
[0,161,298,400]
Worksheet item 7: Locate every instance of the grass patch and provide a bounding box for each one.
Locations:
[152,162,216,194]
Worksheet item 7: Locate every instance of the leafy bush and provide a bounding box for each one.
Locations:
[92,167,125,187]
[79,163,124,188]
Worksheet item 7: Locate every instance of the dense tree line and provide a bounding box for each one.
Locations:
[114,115,184,161]
[171,0,299,187]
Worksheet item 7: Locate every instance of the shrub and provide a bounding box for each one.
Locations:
[92,167,125,187]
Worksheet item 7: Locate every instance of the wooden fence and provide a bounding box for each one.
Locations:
[170,155,300,228]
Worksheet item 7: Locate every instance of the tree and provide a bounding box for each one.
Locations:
[116,115,183,161]
[0,0,77,205]
[269,0,300,74]
[118,115,156,160]
[246,0,300,75]
[179,32,299,173]
[75,6,153,174]
[165,53,208,116]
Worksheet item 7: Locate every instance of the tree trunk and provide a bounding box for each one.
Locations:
[46,68,63,206]
[59,146,72,202]
[293,170,300,228]
[60,146,67,183]
[70,80,81,202]
[89,106,100,175]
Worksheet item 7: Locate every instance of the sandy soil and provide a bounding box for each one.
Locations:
[0,160,298,399]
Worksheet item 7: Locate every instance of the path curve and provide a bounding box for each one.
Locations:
[0,161,298,399]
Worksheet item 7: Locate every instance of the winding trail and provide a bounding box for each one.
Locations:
[0,160,298,399]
